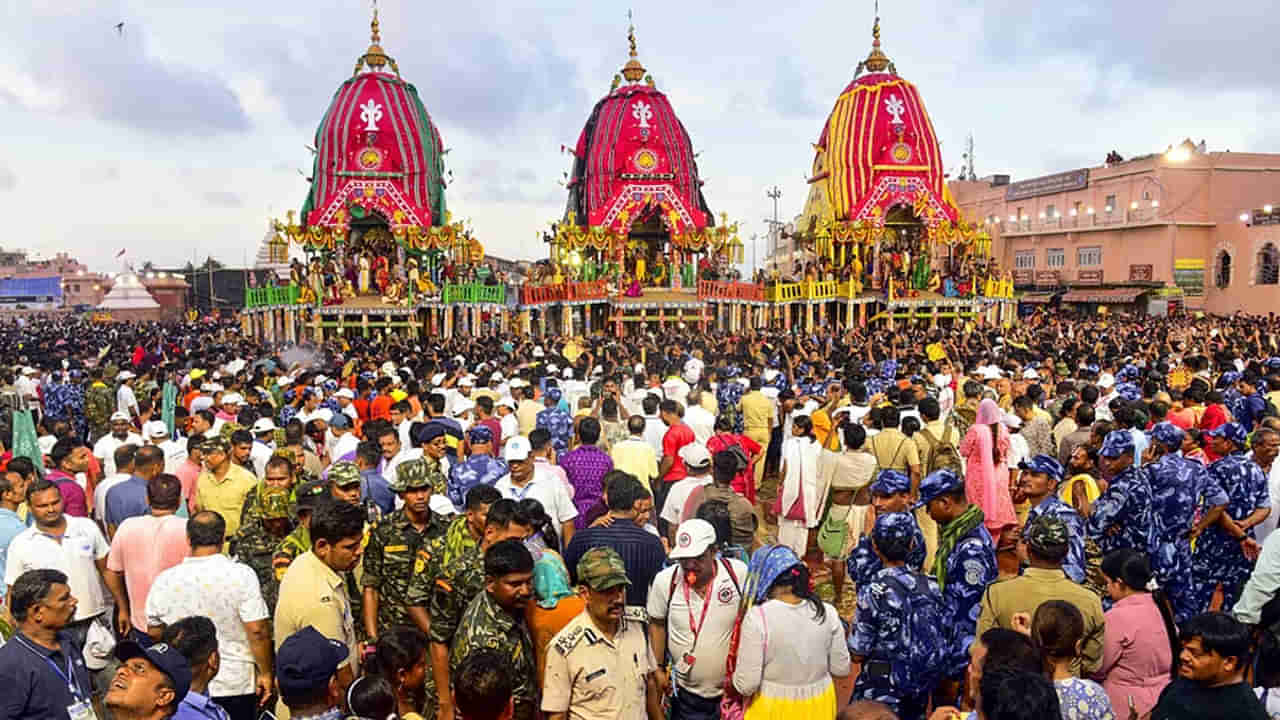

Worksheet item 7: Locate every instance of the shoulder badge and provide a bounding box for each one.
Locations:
[623,606,648,624]
[553,626,586,656]
[414,549,429,574]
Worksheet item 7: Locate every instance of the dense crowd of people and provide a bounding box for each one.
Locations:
[4,311,1280,720]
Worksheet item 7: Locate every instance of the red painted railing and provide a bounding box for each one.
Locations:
[520,281,609,305]
[698,280,765,302]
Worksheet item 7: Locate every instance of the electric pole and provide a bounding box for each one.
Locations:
[765,186,783,266]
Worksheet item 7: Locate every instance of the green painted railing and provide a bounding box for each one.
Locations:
[442,283,506,304]
[245,285,300,308]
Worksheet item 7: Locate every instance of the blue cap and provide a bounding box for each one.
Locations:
[1218,371,1242,389]
[1208,422,1247,447]
[1150,422,1185,450]
[468,426,494,444]
[915,468,963,508]
[1099,430,1136,458]
[115,640,192,703]
[329,413,350,430]
[1114,383,1142,403]
[276,627,349,695]
[1017,454,1064,482]
[1267,357,1280,370]
[872,512,917,547]
[546,387,563,402]
[870,469,911,496]
[412,422,445,445]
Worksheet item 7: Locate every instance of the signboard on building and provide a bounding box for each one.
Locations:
[1173,258,1205,297]
[1013,270,1034,285]
[1077,270,1104,285]
[1129,264,1154,282]
[1034,271,1062,287]
[1004,169,1090,201]
[1253,209,1280,226]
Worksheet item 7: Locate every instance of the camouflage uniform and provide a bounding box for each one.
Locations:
[450,585,537,720]
[362,459,451,633]
[272,523,312,583]
[85,380,114,442]
[234,486,293,612]
[325,463,371,639]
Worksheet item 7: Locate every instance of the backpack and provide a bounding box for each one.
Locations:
[877,571,947,693]
[918,419,963,475]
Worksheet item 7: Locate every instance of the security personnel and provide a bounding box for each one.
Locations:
[234,485,293,612]
[1190,423,1271,615]
[272,479,329,583]
[1017,454,1086,584]
[361,457,450,640]
[447,426,508,511]
[848,512,945,720]
[543,547,660,720]
[1144,422,1227,621]
[916,468,997,683]
[1087,431,1155,559]
[847,470,926,587]
[536,387,573,457]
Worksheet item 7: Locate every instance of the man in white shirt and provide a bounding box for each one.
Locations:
[662,374,691,410]
[116,371,140,420]
[249,418,277,478]
[683,392,716,446]
[641,395,667,458]
[333,388,359,421]
[145,421,188,475]
[6,478,117,641]
[94,411,144,478]
[95,445,137,525]
[146,510,273,712]
[447,376,474,418]
[496,396,519,445]
[494,436,577,547]
[14,366,40,411]
[660,445,713,535]
[329,413,360,463]
[647,518,746,713]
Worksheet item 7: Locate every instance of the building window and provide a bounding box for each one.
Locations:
[1046,248,1065,268]
[1015,251,1036,270]
[1216,251,1233,288]
[1045,204,1057,219]
[1077,246,1102,267]
[1105,194,1116,213]
[1258,243,1279,285]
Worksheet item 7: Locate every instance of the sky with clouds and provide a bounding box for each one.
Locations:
[2,0,1278,272]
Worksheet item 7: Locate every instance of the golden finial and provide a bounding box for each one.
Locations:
[354,0,399,76]
[620,12,646,83]
[863,14,891,73]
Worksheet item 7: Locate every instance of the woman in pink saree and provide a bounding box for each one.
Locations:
[959,398,1017,541]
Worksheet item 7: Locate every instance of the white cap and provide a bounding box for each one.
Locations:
[251,418,277,433]
[313,375,327,386]
[678,443,711,470]
[110,411,130,422]
[562,367,573,379]
[546,363,558,374]
[762,369,779,383]
[191,396,214,413]
[144,421,169,438]
[453,398,475,416]
[979,366,1003,381]
[21,366,37,375]
[669,518,717,559]
[334,388,355,399]
[509,378,527,389]
[532,346,545,358]
[1022,369,1040,380]
[458,376,475,387]
[933,373,952,388]
[1098,372,1116,388]
[116,370,135,380]
[1002,410,1023,429]
[431,373,447,386]
[504,435,532,462]
[429,494,459,516]
[634,363,646,375]
[221,392,244,405]
[490,371,504,382]
[497,395,516,409]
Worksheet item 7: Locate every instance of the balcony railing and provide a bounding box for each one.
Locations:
[697,280,765,302]
[244,285,300,308]
[441,283,506,304]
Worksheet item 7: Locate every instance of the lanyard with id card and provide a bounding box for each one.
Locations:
[15,637,97,720]
[673,563,717,683]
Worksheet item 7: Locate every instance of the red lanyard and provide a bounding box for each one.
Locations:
[683,561,718,641]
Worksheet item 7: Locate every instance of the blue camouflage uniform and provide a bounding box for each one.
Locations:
[1144,423,1228,621]
[1235,383,1268,432]
[447,427,509,510]
[1086,432,1154,560]
[1189,423,1270,615]
[716,372,746,433]
[44,377,87,441]
[848,514,945,720]
[848,471,927,587]
[1018,455,1085,583]
[535,388,573,456]
[916,469,997,679]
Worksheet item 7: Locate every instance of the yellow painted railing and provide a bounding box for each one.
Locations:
[805,280,837,300]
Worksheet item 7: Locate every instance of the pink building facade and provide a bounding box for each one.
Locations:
[949,149,1280,315]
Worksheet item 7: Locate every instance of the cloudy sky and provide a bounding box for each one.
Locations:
[2,0,1278,271]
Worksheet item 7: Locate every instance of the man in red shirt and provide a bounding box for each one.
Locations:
[656,399,694,536]
[369,376,394,421]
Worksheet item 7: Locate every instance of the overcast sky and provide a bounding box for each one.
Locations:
[3,0,1278,271]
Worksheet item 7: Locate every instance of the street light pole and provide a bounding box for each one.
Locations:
[765,186,782,268]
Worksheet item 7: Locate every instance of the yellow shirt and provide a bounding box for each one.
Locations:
[610,438,659,492]
[976,568,1106,676]
[194,464,258,541]
[517,399,542,437]
[867,428,921,473]
[739,391,775,433]
[274,550,358,671]
[542,610,655,720]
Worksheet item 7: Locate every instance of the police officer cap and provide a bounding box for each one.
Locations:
[545,387,563,403]
[872,512,916,547]
[468,426,494,445]
[391,457,439,494]
[914,468,963,509]
[328,461,361,488]
[1099,430,1136,458]
[1017,454,1064,483]
[1150,422,1185,450]
[276,627,348,696]
[260,487,291,520]
[1208,422,1247,448]
[576,546,631,591]
[413,422,445,445]
[1026,514,1070,557]
[295,479,329,511]
[870,469,911,496]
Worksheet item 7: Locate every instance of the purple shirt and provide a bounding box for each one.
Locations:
[46,470,88,518]
[558,445,614,530]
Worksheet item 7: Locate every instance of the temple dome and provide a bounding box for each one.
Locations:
[301,9,447,231]
[564,26,711,234]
